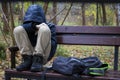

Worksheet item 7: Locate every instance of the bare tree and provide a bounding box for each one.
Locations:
[96,3,99,25]
[1,2,9,33]
[18,2,24,24]
[81,3,85,25]
[43,2,49,15]
[117,4,120,26]
[8,2,16,46]
[52,2,57,24]
[115,6,119,26]
[101,3,107,25]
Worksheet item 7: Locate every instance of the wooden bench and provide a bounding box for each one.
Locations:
[5,26,120,80]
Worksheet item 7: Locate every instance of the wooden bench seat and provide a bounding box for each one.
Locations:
[5,26,120,80]
[5,69,120,80]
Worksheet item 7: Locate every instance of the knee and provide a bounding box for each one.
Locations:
[14,26,25,35]
[38,23,51,34]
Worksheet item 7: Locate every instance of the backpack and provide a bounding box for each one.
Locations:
[52,56,108,76]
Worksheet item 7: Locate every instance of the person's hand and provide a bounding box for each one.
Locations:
[36,23,47,30]
[35,23,46,35]
[36,24,41,30]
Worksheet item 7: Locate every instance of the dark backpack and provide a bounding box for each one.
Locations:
[52,56,108,76]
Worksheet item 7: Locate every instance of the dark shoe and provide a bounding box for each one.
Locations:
[31,55,43,72]
[16,55,32,71]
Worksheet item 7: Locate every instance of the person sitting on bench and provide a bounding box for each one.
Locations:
[13,4,57,72]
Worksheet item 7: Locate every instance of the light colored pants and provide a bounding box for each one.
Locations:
[13,23,51,64]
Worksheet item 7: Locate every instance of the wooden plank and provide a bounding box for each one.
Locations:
[57,36,120,46]
[5,69,120,80]
[56,26,120,34]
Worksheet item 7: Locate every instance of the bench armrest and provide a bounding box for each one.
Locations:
[8,46,19,52]
[8,46,19,69]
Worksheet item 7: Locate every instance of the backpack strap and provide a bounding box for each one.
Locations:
[88,64,108,76]
[41,66,53,80]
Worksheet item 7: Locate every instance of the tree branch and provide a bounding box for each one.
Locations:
[61,3,73,25]
[48,6,66,23]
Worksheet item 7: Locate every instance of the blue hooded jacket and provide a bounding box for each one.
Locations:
[22,4,57,61]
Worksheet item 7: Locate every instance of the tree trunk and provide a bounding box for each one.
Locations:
[1,2,9,33]
[101,3,107,25]
[9,2,16,45]
[117,4,120,26]
[81,3,85,25]
[43,2,49,15]
[96,3,99,25]
[18,2,24,24]
[99,4,102,25]
[53,2,57,24]
[115,5,118,26]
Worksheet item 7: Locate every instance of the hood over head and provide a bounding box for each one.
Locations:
[23,4,46,23]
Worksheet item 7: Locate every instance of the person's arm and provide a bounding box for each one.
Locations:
[47,23,57,61]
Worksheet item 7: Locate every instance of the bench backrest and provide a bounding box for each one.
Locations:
[56,26,120,46]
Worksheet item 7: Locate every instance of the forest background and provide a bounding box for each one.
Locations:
[0,1,120,79]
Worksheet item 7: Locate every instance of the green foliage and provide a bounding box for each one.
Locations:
[0,43,6,60]
[55,45,70,57]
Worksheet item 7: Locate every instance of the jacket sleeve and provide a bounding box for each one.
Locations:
[47,23,57,61]
[47,23,57,43]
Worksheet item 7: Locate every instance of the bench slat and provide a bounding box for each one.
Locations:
[57,36,120,46]
[56,26,120,34]
[5,69,120,80]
